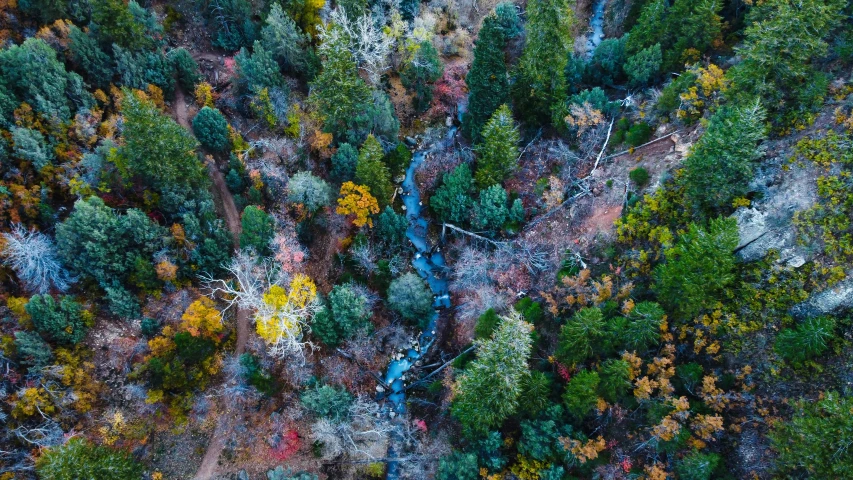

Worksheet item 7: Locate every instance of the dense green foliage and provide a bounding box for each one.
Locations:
[387,272,434,327]
[26,295,88,346]
[474,105,519,188]
[240,206,275,255]
[312,283,371,346]
[36,438,144,480]
[193,107,231,151]
[354,135,394,208]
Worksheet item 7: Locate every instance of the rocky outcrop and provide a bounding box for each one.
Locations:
[791,278,853,318]
[732,161,818,267]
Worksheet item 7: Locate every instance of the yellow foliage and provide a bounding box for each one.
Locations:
[12,387,55,419]
[180,298,223,341]
[644,463,669,480]
[146,389,164,404]
[651,416,681,441]
[336,182,380,228]
[509,454,549,480]
[561,436,606,464]
[256,274,318,345]
[691,414,724,442]
[156,260,178,282]
[146,84,165,110]
[54,348,101,413]
[194,82,216,108]
[7,296,30,326]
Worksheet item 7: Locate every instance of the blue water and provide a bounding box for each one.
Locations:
[381,126,457,412]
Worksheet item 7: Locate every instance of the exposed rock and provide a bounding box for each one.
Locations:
[732,161,818,267]
[791,278,853,319]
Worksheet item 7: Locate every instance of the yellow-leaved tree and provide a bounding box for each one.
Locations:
[180,297,224,342]
[336,182,380,228]
[255,273,320,359]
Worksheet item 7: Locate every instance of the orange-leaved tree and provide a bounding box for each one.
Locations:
[336,181,380,228]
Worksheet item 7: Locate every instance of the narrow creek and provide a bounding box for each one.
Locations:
[380,125,457,409]
[585,0,608,58]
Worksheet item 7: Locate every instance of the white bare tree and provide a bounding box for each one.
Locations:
[1,224,75,293]
[200,250,320,360]
[310,396,396,460]
[323,8,393,85]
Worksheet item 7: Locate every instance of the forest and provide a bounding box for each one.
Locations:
[0,0,852,478]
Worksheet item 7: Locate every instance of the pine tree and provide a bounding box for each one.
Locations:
[452,311,532,434]
[240,206,275,255]
[387,272,433,327]
[331,143,359,182]
[430,163,474,224]
[261,3,316,76]
[653,217,739,320]
[235,41,286,94]
[354,135,393,208]
[515,0,574,125]
[474,104,519,188]
[683,100,767,212]
[473,184,511,235]
[192,107,230,152]
[311,22,372,143]
[463,12,511,142]
[287,171,333,213]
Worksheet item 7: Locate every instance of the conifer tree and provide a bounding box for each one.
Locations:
[515,0,574,125]
[430,163,474,224]
[463,12,511,141]
[683,100,767,212]
[474,105,519,188]
[354,135,393,208]
[401,41,443,112]
[452,311,532,434]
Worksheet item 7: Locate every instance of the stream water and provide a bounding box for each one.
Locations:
[585,0,608,58]
[380,126,457,411]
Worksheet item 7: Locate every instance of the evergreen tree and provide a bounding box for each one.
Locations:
[587,36,626,86]
[56,196,165,295]
[436,452,479,480]
[310,23,372,143]
[116,91,207,209]
[515,0,574,125]
[774,316,836,364]
[0,38,87,122]
[375,206,408,250]
[208,0,258,51]
[311,283,371,346]
[562,370,600,419]
[430,163,474,224]
[26,295,88,346]
[170,48,202,91]
[91,0,151,50]
[726,0,845,119]
[354,135,394,208]
[463,12,511,141]
[557,307,605,364]
[653,217,739,320]
[300,384,353,421]
[625,43,662,88]
[14,331,53,371]
[261,3,317,77]
[68,26,114,89]
[474,104,519,188]
[287,171,333,213]
[473,184,510,235]
[401,41,443,112]
[240,206,275,255]
[36,438,144,480]
[331,143,359,182]
[683,100,767,212]
[387,272,433,327]
[113,46,176,97]
[452,311,532,435]
[236,41,287,94]
[193,107,231,152]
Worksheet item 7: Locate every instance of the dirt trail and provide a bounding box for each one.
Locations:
[173,87,251,479]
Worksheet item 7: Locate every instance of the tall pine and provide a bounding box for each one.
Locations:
[451,311,532,435]
[474,104,519,188]
[515,0,574,125]
[463,10,512,142]
[354,135,394,208]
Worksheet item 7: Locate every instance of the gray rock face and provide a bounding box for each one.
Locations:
[791,279,853,318]
[732,161,818,267]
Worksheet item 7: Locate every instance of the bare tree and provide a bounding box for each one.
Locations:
[323,8,393,85]
[1,224,76,293]
[310,396,396,460]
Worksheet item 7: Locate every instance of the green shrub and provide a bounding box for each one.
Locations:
[769,391,853,477]
[514,298,543,324]
[193,106,230,151]
[674,451,721,480]
[36,438,144,480]
[14,331,53,371]
[387,273,434,327]
[140,317,160,338]
[556,307,605,364]
[436,451,479,480]
[26,295,87,345]
[300,384,353,422]
[629,167,650,187]
[475,308,500,339]
[625,122,652,147]
[562,370,600,419]
[520,370,552,417]
[240,353,278,396]
[774,316,836,364]
[623,301,665,351]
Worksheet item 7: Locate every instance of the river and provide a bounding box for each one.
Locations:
[585,0,608,58]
